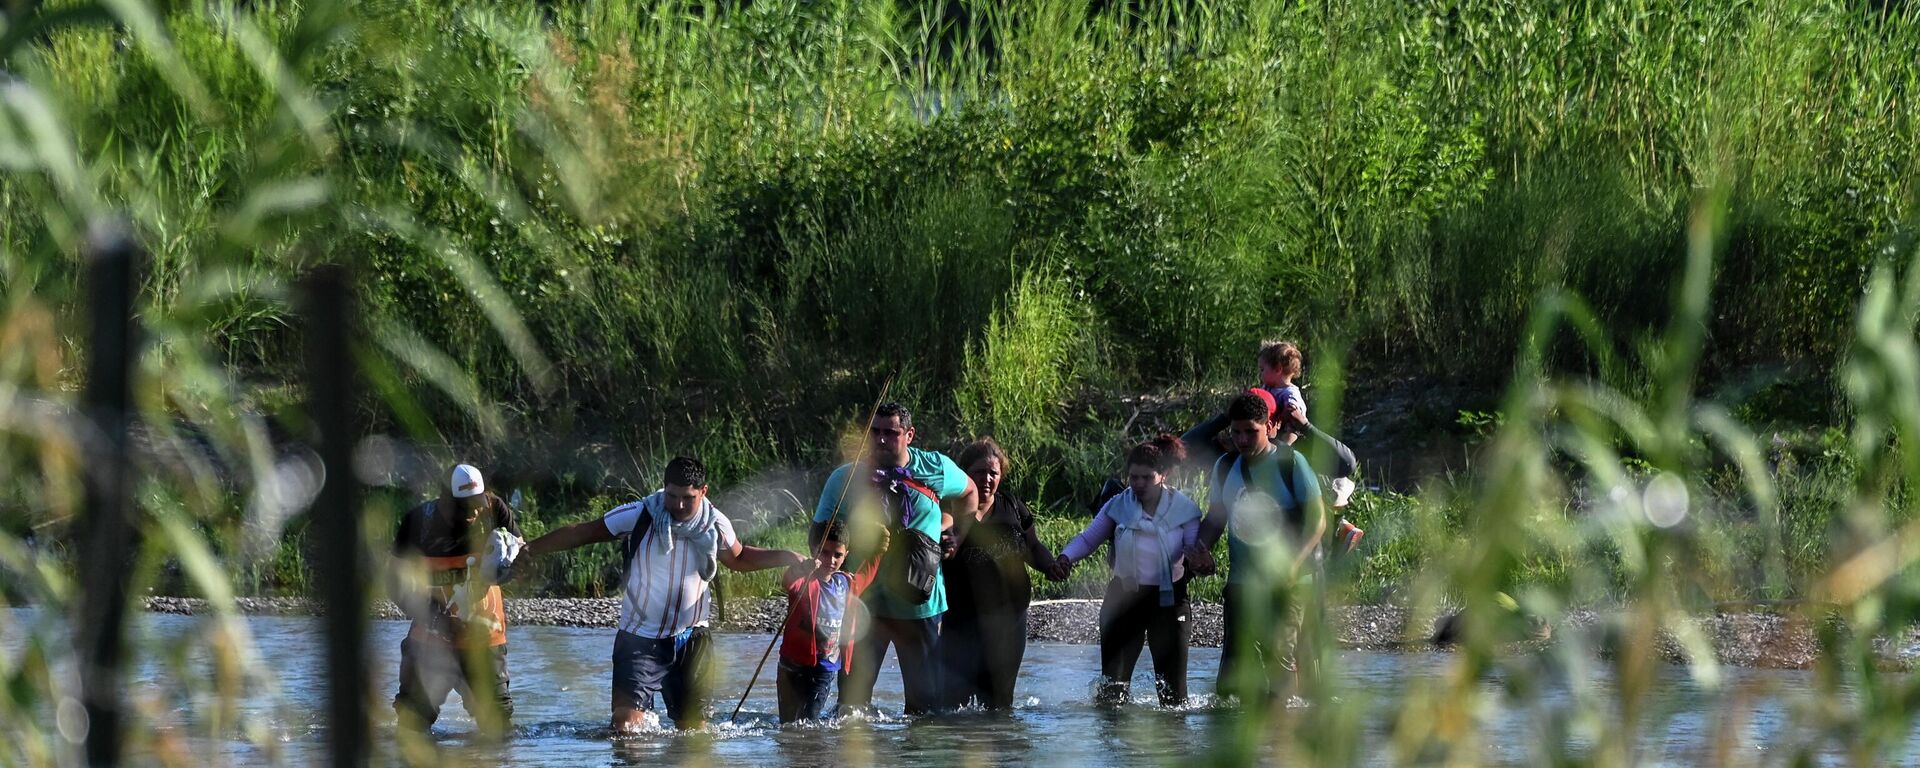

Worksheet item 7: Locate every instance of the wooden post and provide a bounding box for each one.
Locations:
[74,220,142,767]
[301,266,370,768]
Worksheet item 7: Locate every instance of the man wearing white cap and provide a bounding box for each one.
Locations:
[390,463,524,733]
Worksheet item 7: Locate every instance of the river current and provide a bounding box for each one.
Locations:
[4,609,1911,765]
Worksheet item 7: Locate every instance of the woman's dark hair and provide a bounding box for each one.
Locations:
[1125,433,1187,473]
[956,437,1009,473]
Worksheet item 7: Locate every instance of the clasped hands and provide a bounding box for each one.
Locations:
[1184,545,1219,576]
[1043,554,1072,582]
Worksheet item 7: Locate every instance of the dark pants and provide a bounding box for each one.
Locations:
[838,614,942,716]
[1098,579,1190,706]
[612,628,714,726]
[1217,580,1310,703]
[777,661,837,723]
[937,606,1029,710]
[393,638,512,730]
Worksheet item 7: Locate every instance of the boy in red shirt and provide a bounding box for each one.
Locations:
[777,520,881,723]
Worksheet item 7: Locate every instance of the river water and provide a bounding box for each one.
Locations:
[5,610,1914,765]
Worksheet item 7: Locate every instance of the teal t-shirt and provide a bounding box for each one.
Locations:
[814,447,969,619]
[1209,447,1323,585]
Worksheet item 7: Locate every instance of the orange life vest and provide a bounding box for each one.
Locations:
[408,554,508,647]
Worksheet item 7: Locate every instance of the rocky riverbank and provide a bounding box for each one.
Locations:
[144,596,1894,671]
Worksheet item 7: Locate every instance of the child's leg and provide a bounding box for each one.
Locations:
[800,665,835,721]
[776,662,801,724]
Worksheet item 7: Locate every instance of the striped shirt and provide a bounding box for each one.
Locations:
[602,498,739,639]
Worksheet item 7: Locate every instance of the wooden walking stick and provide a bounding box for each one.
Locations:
[729,373,897,723]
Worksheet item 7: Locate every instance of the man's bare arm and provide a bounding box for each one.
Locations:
[719,539,806,572]
[524,519,616,557]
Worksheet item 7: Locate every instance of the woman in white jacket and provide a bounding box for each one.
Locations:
[1057,434,1201,706]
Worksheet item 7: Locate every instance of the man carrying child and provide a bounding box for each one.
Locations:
[1189,390,1328,703]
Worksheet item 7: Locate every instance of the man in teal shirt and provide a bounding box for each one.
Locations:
[1191,389,1326,704]
[812,402,977,716]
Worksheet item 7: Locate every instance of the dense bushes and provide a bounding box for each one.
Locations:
[11,1,1914,440]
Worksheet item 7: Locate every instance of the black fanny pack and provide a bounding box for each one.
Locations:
[881,527,941,604]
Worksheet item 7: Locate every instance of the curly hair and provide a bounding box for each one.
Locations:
[1257,340,1303,378]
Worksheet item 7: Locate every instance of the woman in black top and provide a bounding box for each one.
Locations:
[937,438,1063,710]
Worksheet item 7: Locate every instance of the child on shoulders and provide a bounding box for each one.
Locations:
[1180,340,1309,467]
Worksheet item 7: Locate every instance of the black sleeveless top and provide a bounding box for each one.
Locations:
[944,493,1036,614]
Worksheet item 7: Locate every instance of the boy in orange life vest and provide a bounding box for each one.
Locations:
[389,464,522,733]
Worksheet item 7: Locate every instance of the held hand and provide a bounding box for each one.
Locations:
[501,550,533,583]
[1187,546,1218,576]
[1287,400,1308,429]
[1051,554,1073,582]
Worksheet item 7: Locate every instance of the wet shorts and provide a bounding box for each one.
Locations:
[611,627,714,724]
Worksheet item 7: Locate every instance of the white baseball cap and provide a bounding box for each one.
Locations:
[451,464,486,499]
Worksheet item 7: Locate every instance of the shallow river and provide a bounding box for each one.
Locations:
[6,610,1915,765]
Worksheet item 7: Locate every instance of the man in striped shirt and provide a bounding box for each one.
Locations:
[522,457,805,731]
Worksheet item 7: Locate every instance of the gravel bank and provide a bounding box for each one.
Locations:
[144,596,1898,670]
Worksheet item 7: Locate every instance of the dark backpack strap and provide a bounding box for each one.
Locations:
[619,503,655,583]
[1212,452,1239,500]
[1237,448,1301,511]
[880,477,941,530]
[1277,445,1299,506]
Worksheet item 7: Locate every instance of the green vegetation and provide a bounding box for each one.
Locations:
[4,0,1920,764]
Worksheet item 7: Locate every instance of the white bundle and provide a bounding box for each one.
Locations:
[446,529,525,634]
[480,528,525,584]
